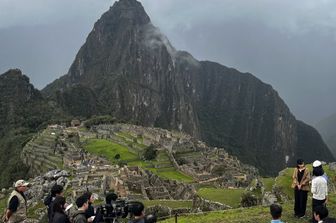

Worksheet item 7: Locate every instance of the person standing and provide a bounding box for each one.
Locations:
[311,160,328,223]
[83,191,95,222]
[73,195,89,223]
[51,196,70,223]
[3,180,30,223]
[44,184,64,223]
[292,159,310,218]
[128,201,145,223]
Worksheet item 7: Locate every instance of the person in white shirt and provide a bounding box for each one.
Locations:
[311,160,328,223]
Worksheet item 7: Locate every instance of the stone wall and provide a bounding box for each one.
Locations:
[192,195,231,211]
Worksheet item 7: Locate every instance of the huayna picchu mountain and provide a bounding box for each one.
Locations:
[41,0,334,175]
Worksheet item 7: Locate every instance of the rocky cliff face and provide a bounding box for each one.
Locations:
[0,69,55,187]
[0,69,49,133]
[42,0,334,175]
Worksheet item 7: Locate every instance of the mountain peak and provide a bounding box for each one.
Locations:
[1,68,30,83]
[42,0,335,175]
[101,0,150,26]
[2,68,22,77]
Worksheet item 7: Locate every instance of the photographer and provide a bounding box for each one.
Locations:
[93,193,156,223]
[93,193,118,223]
[128,202,145,223]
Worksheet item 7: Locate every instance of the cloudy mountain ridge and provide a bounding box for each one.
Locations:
[42,0,334,175]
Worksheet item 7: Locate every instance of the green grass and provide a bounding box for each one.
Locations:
[115,132,147,149]
[142,200,192,209]
[84,139,193,183]
[197,188,245,208]
[27,201,45,219]
[262,177,275,192]
[274,168,294,200]
[161,194,336,223]
[148,167,194,183]
[274,164,336,200]
[0,197,7,212]
[116,132,135,140]
[84,139,138,162]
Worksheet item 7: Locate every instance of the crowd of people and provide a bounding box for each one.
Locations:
[2,182,152,223]
[289,159,333,223]
[269,159,335,223]
[1,159,335,223]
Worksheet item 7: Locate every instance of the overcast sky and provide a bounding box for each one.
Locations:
[0,0,335,125]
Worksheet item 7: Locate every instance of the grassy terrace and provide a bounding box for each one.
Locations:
[197,187,245,208]
[142,200,192,209]
[85,139,138,162]
[148,167,193,183]
[161,164,336,222]
[83,138,193,182]
[161,194,336,223]
[262,177,275,192]
[274,164,336,200]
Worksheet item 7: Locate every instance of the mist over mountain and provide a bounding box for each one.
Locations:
[316,113,336,158]
[1,0,336,125]
[42,0,334,175]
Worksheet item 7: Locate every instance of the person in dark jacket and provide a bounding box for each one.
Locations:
[44,184,64,223]
[291,159,310,218]
[51,196,70,223]
[83,191,95,221]
[128,201,145,223]
[73,195,89,223]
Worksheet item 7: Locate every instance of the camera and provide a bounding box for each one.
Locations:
[95,199,129,223]
[95,193,156,223]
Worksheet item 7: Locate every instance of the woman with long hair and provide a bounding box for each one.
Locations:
[291,159,310,218]
[51,196,70,223]
[311,160,328,223]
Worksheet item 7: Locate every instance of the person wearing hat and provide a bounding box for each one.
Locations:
[311,160,328,223]
[3,180,30,223]
[291,159,310,218]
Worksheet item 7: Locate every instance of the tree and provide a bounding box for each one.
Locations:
[143,144,157,161]
[114,154,121,160]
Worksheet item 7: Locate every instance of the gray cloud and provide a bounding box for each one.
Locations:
[0,0,335,124]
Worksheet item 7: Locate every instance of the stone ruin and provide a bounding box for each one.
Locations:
[92,123,258,188]
[15,122,264,222]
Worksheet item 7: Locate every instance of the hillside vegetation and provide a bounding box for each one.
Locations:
[162,164,336,222]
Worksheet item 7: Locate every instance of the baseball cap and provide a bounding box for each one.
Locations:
[14,180,30,188]
[313,160,322,167]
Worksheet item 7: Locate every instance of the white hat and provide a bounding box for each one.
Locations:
[14,180,30,188]
[312,160,322,167]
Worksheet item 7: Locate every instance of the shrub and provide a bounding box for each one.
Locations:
[143,144,158,161]
[241,192,259,207]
